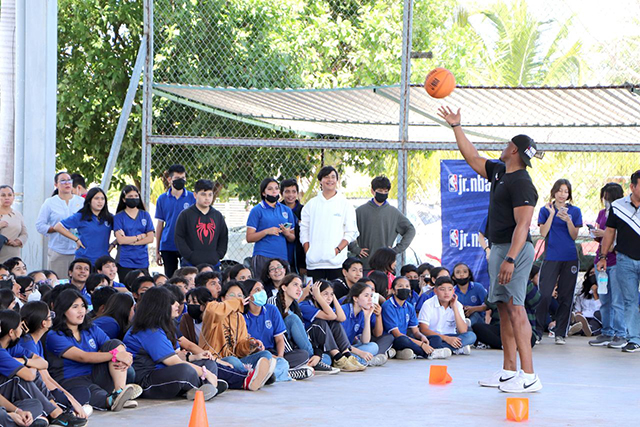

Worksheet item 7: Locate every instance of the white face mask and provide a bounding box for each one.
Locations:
[604,200,612,217]
[27,289,42,302]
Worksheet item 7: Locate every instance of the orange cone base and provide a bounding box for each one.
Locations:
[506,397,529,422]
[429,365,453,385]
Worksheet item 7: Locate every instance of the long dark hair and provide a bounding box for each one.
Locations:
[344,282,373,307]
[79,187,113,225]
[20,301,50,334]
[242,279,263,314]
[550,178,573,203]
[228,264,252,282]
[452,262,475,283]
[52,289,92,336]
[0,309,21,341]
[260,258,290,295]
[130,286,176,347]
[306,279,333,309]
[85,273,110,294]
[580,264,596,300]
[367,270,389,298]
[51,171,70,197]
[368,248,397,273]
[275,274,303,319]
[97,293,134,339]
[116,185,146,213]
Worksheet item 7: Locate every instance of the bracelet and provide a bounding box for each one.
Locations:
[186,352,192,362]
[200,366,208,381]
[451,123,461,128]
[483,247,489,252]
[598,255,606,260]
[23,358,29,367]
[109,348,119,363]
[336,247,342,253]
[75,238,79,243]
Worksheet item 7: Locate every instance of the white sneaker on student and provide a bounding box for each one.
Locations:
[427,348,452,359]
[478,369,517,388]
[499,371,542,393]
[454,345,471,355]
[395,349,416,360]
[386,348,396,359]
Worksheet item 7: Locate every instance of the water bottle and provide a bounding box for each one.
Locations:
[597,270,608,295]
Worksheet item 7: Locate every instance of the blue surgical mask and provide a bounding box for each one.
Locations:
[252,290,268,307]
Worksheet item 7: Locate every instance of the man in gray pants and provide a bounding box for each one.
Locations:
[438,106,542,393]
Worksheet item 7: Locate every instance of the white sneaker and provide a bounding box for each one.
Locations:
[395,349,416,360]
[368,354,388,366]
[123,400,139,409]
[499,371,542,393]
[386,348,396,359]
[82,404,94,417]
[454,345,471,355]
[427,348,452,359]
[478,369,517,388]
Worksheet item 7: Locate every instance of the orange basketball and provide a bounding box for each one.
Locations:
[424,68,456,99]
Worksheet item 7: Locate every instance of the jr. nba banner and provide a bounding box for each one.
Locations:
[440,160,490,290]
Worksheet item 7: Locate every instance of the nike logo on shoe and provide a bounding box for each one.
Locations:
[523,379,538,389]
[499,376,515,382]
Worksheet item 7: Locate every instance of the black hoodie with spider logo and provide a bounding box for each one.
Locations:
[174,204,228,266]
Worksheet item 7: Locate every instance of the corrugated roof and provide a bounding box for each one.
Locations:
[153,83,640,146]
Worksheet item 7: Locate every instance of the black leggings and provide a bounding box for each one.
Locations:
[307,318,352,356]
[372,334,395,355]
[472,322,537,349]
[160,250,181,278]
[0,375,58,416]
[536,259,579,338]
[0,398,44,426]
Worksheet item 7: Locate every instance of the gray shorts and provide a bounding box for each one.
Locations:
[488,242,535,306]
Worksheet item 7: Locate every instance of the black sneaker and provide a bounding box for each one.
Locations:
[288,366,314,380]
[313,361,340,375]
[622,342,640,353]
[216,379,229,395]
[607,337,628,349]
[106,384,136,412]
[50,411,88,427]
[32,418,50,427]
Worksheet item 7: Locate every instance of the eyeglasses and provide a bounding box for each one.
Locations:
[269,266,285,272]
[47,312,56,320]
[59,180,73,185]
[1,274,14,281]
[35,279,52,287]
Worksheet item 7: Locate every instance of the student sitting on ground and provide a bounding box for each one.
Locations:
[399,264,421,307]
[452,262,487,326]
[332,257,364,301]
[570,265,602,337]
[172,266,198,291]
[418,276,477,355]
[260,258,290,298]
[354,277,395,356]
[93,293,135,340]
[415,266,450,313]
[194,271,222,300]
[180,287,214,344]
[382,276,451,360]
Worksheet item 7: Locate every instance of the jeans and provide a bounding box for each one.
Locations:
[439,332,477,352]
[284,313,314,357]
[352,342,379,365]
[468,311,485,326]
[598,265,626,337]
[222,350,291,382]
[615,253,640,345]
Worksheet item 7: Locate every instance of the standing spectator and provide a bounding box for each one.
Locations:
[536,179,583,345]
[113,185,155,278]
[438,106,541,392]
[174,179,228,269]
[300,166,359,281]
[246,178,295,279]
[70,173,87,198]
[54,188,113,265]
[0,185,28,263]
[348,176,415,271]
[280,178,306,274]
[589,183,626,347]
[155,165,196,278]
[597,170,640,353]
[36,172,84,279]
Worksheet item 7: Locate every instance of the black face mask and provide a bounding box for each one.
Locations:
[586,275,596,286]
[264,194,279,204]
[187,304,202,322]
[395,288,411,301]
[374,192,388,203]
[124,198,140,208]
[409,279,420,293]
[455,277,470,286]
[172,178,186,190]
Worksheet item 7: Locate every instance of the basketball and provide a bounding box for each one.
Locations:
[424,67,456,99]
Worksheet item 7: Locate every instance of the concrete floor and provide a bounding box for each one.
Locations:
[89,336,640,426]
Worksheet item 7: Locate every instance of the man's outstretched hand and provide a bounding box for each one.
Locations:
[437,106,461,126]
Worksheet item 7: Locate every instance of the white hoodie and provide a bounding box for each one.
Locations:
[300,192,359,270]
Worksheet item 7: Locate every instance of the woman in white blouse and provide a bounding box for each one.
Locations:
[0,185,28,264]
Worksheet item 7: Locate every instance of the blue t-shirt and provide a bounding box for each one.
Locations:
[382,296,418,335]
[123,328,178,382]
[45,325,110,380]
[538,204,582,261]
[155,189,196,252]
[113,210,155,268]
[407,290,420,308]
[17,335,44,358]
[340,303,377,344]
[0,347,24,378]
[415,291,435,313]
[455,281,487,307]
[8,343,34,359]
[93,316,122,340]
[113,281,126,289]
[298,300,321,329]
[243,304,286,350]
[61,212,112,264]
[246,201,296,259]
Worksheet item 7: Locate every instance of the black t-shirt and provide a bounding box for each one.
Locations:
[485,160,538,244]
[605,198,640,260]
[332,278,350,301]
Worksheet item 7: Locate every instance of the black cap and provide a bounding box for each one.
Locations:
[511,134,537,168]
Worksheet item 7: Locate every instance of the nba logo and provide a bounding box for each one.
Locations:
[449,229,459,247]
[448,174,458,192]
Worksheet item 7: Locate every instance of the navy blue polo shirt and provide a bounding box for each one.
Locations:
[247,201,296,259]
[155,189,196,252]
[113,210,155,268]
[455,281,487,307]
[124,328,178,381]
[340,303,377,344]
[382,296,418,335]
[61,212,112,264]
[407,290,420,308]
[93,316,121,340]
[18,335,44,358]
[46,325,109,380]
[8,343,34,359]
[0,347,24,378]
[243,304,286,350]
[538,204,582,261]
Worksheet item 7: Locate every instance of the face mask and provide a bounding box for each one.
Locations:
[264,194,279,204]
[604,200,611,211]
[374,192,388,203]
[124,198,140,208]
[187,304,202,322]
[252,290,268,306]
[409,279,420,293]
[27,290,41,302]
[455,277,470,286]
[395,288,411,301]
[172,178,186,191]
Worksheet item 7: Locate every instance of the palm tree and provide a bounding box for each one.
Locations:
[0,0,16,185]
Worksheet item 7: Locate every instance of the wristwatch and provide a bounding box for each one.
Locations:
[504,256,515,264]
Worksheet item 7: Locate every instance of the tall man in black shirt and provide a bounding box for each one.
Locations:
[438,106,541,393]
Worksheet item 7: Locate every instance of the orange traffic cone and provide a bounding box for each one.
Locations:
[506,397,529,422]
[188,390,209,427]
[428,365,452,385]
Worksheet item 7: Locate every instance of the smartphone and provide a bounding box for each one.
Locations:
[305,276,313,287]
[282,222,292,229]
[586,224,595,230]
[372,293,380,305]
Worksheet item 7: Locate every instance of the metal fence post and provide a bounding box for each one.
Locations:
[141,0,154,206]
